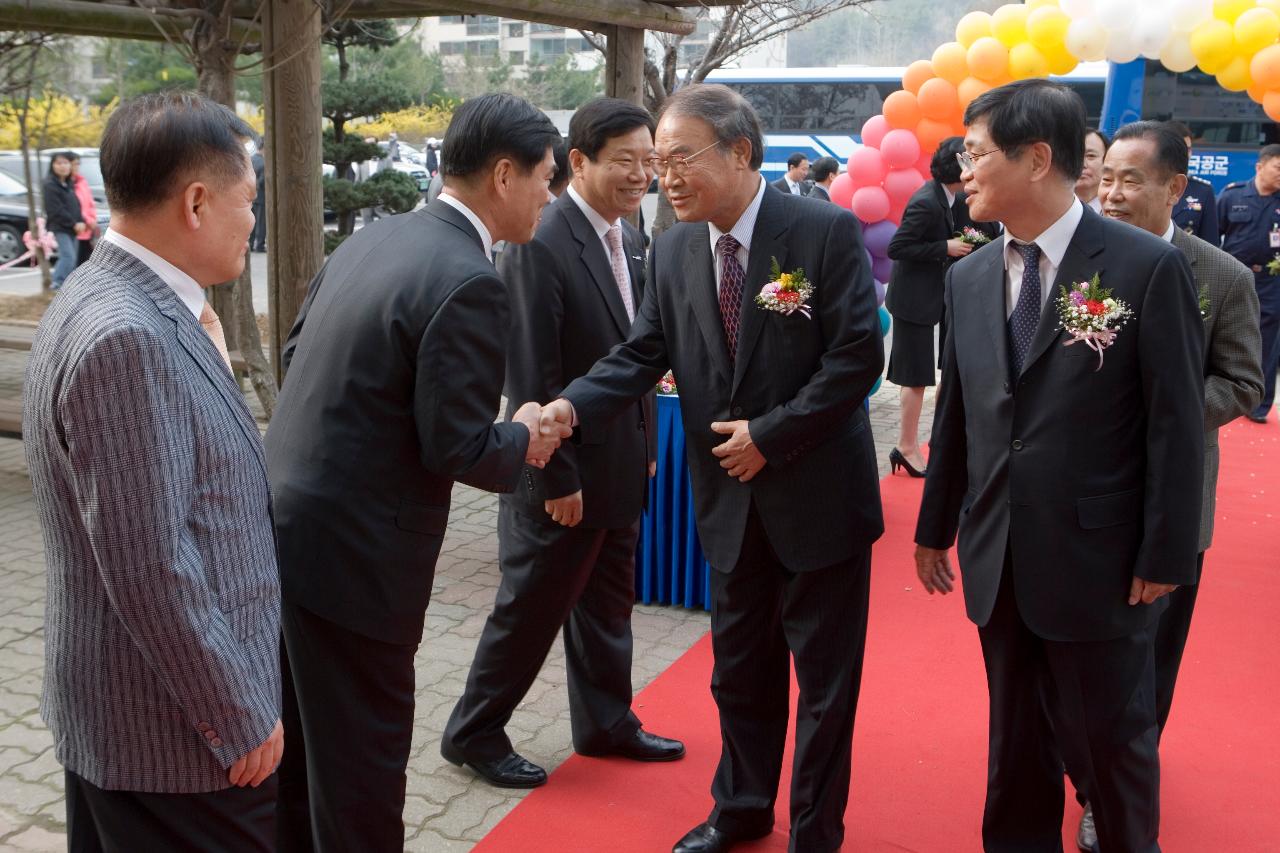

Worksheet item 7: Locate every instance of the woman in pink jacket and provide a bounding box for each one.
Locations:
[68,152,98,264]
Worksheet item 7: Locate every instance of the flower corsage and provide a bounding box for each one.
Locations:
[954,226,992,246]
[1055,274,1134,371]
[755,258,814,318]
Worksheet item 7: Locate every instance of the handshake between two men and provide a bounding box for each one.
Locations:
[511,398,768,483]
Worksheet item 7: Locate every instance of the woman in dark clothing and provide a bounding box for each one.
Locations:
[42,151,86,288]
[884,137,990,477]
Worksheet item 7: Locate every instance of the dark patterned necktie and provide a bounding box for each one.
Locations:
[1008,241,1042,375]
[717,234,745,363]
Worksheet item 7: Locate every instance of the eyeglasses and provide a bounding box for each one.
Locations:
[956,148,1001,172]
[652,141,722,177]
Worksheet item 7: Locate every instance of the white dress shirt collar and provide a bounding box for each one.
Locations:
[1161,220,1176,242]
[1003,197,1084,274]
[1087,195,1103,213]
[566,183,618,238]
[943,185,956,208]
[102,229,205,320]
[708,177,768,292]
[785,177,800,194]
[438,192,495,259]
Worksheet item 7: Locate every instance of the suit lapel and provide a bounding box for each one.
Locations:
[99,243,267,477]
[1018,208,1106,378]
[623,223,646,309]
[560,197,631,336]
[732,189,788,395]
[977,245,1013,384]
[685,224,734,386]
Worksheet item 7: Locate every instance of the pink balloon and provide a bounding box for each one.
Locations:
[884,167,925,206]
[915,152,933,178]
[861,114,889,149]
[851,186,891,224]
[880,129,922,169]
[829,172,856,209]
[848,146,888,188]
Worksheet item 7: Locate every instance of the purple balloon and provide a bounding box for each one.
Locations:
[864,248,874,269]
[874,279,887,307]
[872,255,893,284]
[862,220,897,258]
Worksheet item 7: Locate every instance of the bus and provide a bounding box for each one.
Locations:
[705,61,1273,192]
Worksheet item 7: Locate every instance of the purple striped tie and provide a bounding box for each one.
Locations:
[717,234,745,363]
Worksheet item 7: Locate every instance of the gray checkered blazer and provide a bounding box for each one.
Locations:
[1172,228,1264,552]
[23,240,280,793]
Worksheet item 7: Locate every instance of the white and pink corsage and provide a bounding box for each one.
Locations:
[1055,273,1133,371]
[755,258,814,318]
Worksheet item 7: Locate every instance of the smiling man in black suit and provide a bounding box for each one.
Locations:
[914,80,1205,853]
[442,96,685,789]
[542,84,883,853]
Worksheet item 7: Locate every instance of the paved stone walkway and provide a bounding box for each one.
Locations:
[0,341,934,851]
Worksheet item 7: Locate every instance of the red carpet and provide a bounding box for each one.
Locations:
[476,418,1279,852]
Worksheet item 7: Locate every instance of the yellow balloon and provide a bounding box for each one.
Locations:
[1044,44,1079,75]
[933,41,971,85]
[1027,7,1071,52]
[1025,0,1059,8]
[968,36,1012,82]
[956,11,994,49]
[1190,18,1237,71]
[1261,0,1280,16]
[1213,0,1254,24]
[1217,55,1253,91]
[1008,42,1049,79]
[992,4,1031,49]
[1235,8,1280,55]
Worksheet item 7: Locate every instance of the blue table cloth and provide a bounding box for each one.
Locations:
[635,394,711,610]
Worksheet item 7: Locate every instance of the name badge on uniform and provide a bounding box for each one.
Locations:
[1270,229,1280,248]
[1186,197,1201,211]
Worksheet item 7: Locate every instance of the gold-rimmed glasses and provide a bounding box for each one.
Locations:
[956,147,1002,172]
[652,140,722,177]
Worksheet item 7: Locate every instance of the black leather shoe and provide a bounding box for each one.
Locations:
[443,749,546,788]
[672,823,733,853]
[580,729,685,762]
[1247,412,1270,423]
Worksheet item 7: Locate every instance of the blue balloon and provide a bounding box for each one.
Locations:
[878,305,891,336]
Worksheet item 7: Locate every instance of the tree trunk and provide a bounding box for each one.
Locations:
[15,44,53,290]
[194,1,277,416]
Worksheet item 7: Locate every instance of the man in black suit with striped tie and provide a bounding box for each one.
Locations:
[542,84,883,853]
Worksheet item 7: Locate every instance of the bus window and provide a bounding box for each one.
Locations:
[1141,65,1279,148]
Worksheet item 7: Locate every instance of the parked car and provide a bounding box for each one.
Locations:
[0,149,108,210]
[0,165,110,267]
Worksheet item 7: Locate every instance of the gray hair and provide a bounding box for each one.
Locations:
[660,84,764,171]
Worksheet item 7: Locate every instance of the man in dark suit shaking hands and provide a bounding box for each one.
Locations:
[542,84,883,853]
[442,97,684,789]
[267,94,569,851]
[914,80,1205,853]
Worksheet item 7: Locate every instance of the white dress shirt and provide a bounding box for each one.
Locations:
[785,177,802,195]
[438,192,495,259]
[102,229,205,320]
[1002,198,1084,320]
[566,183,631,291]
[1161,221,1176,243]
[1087,195,1103,214]
[709,177,767,295]
[943,185,956,209]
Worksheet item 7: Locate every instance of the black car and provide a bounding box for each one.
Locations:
[0,168,110,266]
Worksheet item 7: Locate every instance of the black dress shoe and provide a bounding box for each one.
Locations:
[1247,412,1270,423]
[889,447,926,477]
[443,748,546,788]
[579,728,685,762]
[672,823,732,853]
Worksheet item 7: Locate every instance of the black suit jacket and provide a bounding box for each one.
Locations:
[769,176,807,196]
[498,193,654,529]
[562,183,884,572]
[267,200,530,644]
[915,207,1205,642]
[809,184,831,202]
[885,181,956,325]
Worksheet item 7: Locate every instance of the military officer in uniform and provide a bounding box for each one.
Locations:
[1218,143,1280,423]
[1165,121,1219,245]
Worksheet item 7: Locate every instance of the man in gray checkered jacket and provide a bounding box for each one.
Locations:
[23,92,282,849]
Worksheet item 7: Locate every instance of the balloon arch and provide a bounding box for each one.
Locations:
[836,0,1280,293]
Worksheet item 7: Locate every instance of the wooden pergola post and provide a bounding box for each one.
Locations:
[262,0,325,383]
[604,26,646,106]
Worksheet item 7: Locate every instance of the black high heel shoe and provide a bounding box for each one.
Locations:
[889,448,926,478]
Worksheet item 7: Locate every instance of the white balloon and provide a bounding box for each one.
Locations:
[1105,29,1142,64]
[1134,14,1173,58]
[1170,0,1213,33]
[1061,0,1097,20]
[1095,0,1130,31]
[1066,18,1111,61]
[1160,32,1198,72]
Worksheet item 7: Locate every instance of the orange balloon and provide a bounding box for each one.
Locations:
[1265,89,1280,122]
[883,89,923,130]
[1248,80,1269,104]
[957,76,993,109]
[903,59,936,95]
[932,41,970,85]
[917,77,959,121]
[1251,44,1280,90]
[915,118,956,155]
[968,37,1011,83]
